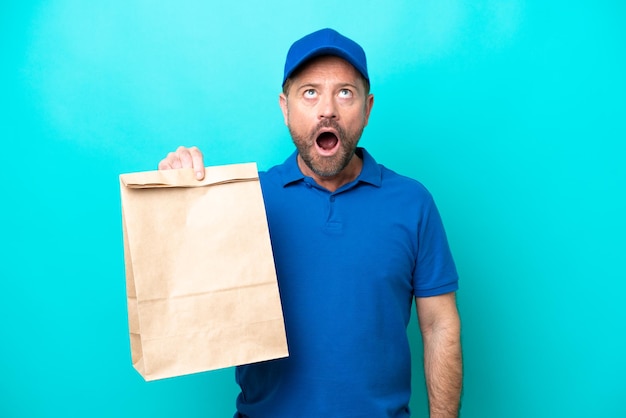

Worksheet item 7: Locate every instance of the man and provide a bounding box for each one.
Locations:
[159,28,462,418]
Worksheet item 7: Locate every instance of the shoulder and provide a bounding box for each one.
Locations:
[259,164,286,189]
[258,151,301,189]
[359,148,433,199]
[378,164,435,206]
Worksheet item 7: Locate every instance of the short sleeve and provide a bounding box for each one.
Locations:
[413,194,459,297]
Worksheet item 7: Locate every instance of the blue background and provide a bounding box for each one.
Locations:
[2,1,625,417]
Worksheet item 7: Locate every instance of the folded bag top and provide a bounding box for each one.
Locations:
[121,162,258,189]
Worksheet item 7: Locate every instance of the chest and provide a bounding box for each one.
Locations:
[264,183,420,299]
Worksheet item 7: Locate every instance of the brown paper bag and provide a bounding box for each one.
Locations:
[120,162,288,381]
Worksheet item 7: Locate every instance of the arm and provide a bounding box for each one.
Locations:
[158,146,206,180]
[416,292,462,417]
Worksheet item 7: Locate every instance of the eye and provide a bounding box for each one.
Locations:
[304,89,317,98]
[338,89,353,98]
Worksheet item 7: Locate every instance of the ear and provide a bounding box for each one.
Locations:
[363,94,374,127]
[279,93,289,126]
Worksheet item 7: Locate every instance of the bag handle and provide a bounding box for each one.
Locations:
[120,162,259,189]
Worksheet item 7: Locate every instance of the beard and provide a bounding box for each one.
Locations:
[289,118,365,178]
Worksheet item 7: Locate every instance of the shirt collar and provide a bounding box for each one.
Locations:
[278,147,382,188]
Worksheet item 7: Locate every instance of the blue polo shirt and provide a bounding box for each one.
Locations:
[235,148,458,418]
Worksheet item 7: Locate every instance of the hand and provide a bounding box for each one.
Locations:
[158,146,205,180]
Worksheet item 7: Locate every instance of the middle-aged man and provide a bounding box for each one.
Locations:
[158,28,462,418]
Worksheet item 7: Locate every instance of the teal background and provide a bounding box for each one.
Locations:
[2,1,625,417]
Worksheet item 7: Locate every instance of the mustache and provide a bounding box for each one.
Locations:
[312,119,344,137]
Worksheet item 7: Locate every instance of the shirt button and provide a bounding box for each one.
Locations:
[329,196,335,202]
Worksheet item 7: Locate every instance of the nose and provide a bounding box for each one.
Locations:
[318,95,337,119]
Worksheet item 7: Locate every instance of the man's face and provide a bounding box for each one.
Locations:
[279,56,374,179]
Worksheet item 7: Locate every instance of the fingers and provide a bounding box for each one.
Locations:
[157,152,181,170]
[188,146,205,180]
[157,146,205,180]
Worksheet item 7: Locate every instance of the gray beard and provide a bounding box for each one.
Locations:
[289,119,364,178]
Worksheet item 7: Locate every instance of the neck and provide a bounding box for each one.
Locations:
[297,153,363,193]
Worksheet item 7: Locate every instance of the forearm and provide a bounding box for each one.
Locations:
[422,319,463,417]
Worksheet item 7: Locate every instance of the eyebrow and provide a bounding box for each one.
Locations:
[296,82,360,91]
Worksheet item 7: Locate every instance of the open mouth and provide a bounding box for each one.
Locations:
[316,132,339,152]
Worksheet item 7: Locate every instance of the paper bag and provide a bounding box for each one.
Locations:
[119,163,288,381]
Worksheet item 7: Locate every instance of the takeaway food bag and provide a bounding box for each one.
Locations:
[120,163,288,381]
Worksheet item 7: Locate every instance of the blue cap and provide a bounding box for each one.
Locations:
[282,28,369,86]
